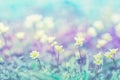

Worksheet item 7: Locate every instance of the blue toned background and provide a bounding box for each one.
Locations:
[0,0,120,21]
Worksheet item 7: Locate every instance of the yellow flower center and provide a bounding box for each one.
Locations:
[30,51,40,59]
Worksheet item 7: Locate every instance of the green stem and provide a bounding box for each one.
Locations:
[78,46,81,59]
[112,58,117,69]
[93,65,101,80]
[36,58,41,69]
[112,58,119,80]
[78,46,82,73]
[56,52,59,69]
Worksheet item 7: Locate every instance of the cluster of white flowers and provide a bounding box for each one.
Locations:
[0,22,9,34]
[24,14,54,30]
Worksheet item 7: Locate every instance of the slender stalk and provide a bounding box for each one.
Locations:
[93,65,101,80]
[36,58,41,69]
[111,58,119,80]
[78,46,81,59]
[78,46,82,73]
[111,58,117,69]
[56,52,59,69]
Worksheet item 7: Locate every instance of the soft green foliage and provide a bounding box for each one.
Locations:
[0,53,120,80]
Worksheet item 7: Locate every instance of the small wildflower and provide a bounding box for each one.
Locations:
[53,44,64,67]
[74,35,84,46]
[34,30,45,40]
[109,48,118,55]
[74,33,85,46]
[104,52,113,59]
[51,41,58,47]
[0,23,9,34]
[94,53,103,65]
[24,14,42,28]
[30,51,40,59]
[55,45,64,53]
[94,59,103,65]
[93,21,104,31]
[101,33,112,41]
[96,39,107,48]
[48,37,55,43]
[15,32,25,39]
[94,52,102,60]
[34,30,48,43]
[87,27,97,37]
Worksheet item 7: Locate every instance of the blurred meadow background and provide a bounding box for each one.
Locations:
[0,0,120,80]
